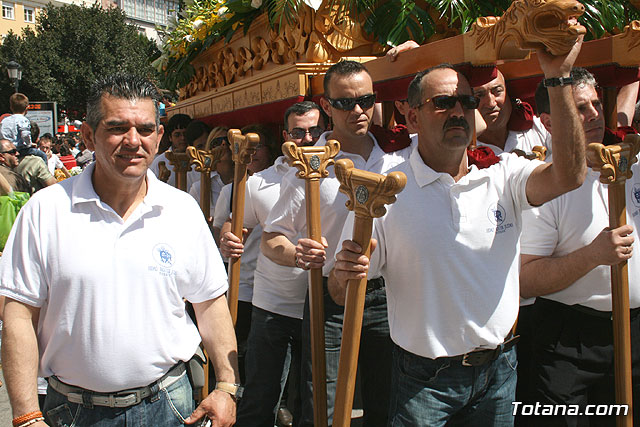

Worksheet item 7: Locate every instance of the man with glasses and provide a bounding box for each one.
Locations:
[332,38,587,425]
[218,102,325,426]
[262,61,412,426]
[0,139,31,193]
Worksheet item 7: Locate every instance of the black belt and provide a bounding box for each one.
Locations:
[322,276,385,294]
[537,297,640,320]
[444,334,520,367]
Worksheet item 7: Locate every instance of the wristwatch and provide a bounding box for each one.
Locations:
[215,381,244,401]
[542,76,573,87]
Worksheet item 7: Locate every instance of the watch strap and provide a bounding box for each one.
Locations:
[215,381,244,400]
[542,76,573,88]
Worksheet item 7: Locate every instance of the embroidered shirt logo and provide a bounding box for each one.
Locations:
[632,184,640,208]
[488,203,506,226]
[153,244,175,267]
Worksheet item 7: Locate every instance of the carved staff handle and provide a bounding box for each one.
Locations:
[282,139,341,427]
[587,135,640,427]
[227,129,260,325]
[187,146,225,218]
[165,151,192,192]
[332,158,407,427]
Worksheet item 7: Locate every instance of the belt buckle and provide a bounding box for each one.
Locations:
[461,349,493,367]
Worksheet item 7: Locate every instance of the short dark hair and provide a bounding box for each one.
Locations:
[166,113,191,135]
[535,67,597,115]
[185,120,211,146]
[86,74,162,130]
[407,63,457,108]
[40,133,53,142]
[283,101,328,130]
[241,123,279,166]
[323,60,370,98]
[9,93,29,113]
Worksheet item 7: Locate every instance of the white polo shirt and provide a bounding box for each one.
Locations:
[150,150,199,190]
[47,153,64,175]
[520,163,640,311]
[342,146,541,359]
[264,132,411,276]
[243,157,307,319]
[189,172,226,213]
[478,116,552,162]
[0,163,228,392]
[212,183,255,303]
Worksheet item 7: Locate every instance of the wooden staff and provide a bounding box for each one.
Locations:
[186,145,225,217]
[227,129,260,325]
[282,139,341,427]
[586,135,640,427]
[157,161,171,183]
[332,158,407,427]
[164,151,191,191]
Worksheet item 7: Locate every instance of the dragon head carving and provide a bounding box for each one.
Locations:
[519,0,586,54]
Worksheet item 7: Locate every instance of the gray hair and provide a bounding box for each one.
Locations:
[86,74,162,130]
[534,67,597,115]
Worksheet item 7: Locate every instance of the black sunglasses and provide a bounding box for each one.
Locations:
[0,148,18,155]
[288,126,325,140]
[326,94,376,111]
[416,95,479,111]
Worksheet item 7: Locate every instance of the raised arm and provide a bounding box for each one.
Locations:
[525,36,587,206]
[617,81,639,127]
[2,298,45,426]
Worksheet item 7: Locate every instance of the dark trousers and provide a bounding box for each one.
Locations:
[236,306,302,427]
[530,298,640,426]
[515,304,536,427]
[299,277,392,427]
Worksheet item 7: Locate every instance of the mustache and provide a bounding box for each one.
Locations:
[443,117,470,131]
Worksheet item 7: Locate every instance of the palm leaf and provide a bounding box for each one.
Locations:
[267,0,301,28]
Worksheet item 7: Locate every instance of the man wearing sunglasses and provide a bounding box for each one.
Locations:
[333,37,587,425]
[0,139,31,194]
[216,102,326,427]
[262,61,412,426]
[517,68,640,425]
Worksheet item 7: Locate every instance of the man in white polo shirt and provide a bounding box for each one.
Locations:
[0,74,239,427]
[218,101,327,426]
[262,61,412,426]
[332,37,586,425]
[519,68,640,425]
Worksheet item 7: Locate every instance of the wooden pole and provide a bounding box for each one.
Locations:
[186,146,224,218]
[164,151,191,191]
[227,129,260,325]
[332,159,407,427]
[282,139,341,427]
[587,135,640,427]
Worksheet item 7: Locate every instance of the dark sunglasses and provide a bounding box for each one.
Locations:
[0,148,18,155]
[210,136,228,147]
[416,95,479,111]
[326,94,376,111]
[288,126,325,140]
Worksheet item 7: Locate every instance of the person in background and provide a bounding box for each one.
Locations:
[150,113,192,187]
[1,93,47,165]
[38,134,71,179]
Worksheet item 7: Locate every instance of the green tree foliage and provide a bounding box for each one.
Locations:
[0,3,160,120]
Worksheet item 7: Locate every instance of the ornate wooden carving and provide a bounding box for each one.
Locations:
[165,151,192,191]
[228,129,260,166]
[613,21,640,66]
[586,135,640,185]
[512,146,547,161]
[157,161,171,183]
[186,146,221,174]
[335,159,407,218]
[464,0,586,64]
[281,140,341,180]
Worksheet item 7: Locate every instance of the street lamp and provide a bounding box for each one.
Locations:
[6,60,22,93]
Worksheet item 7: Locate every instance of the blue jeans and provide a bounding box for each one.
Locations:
[300,279,392,427]
[389,344,517,427]
[42,371,194,426]
[236,306,302,427]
